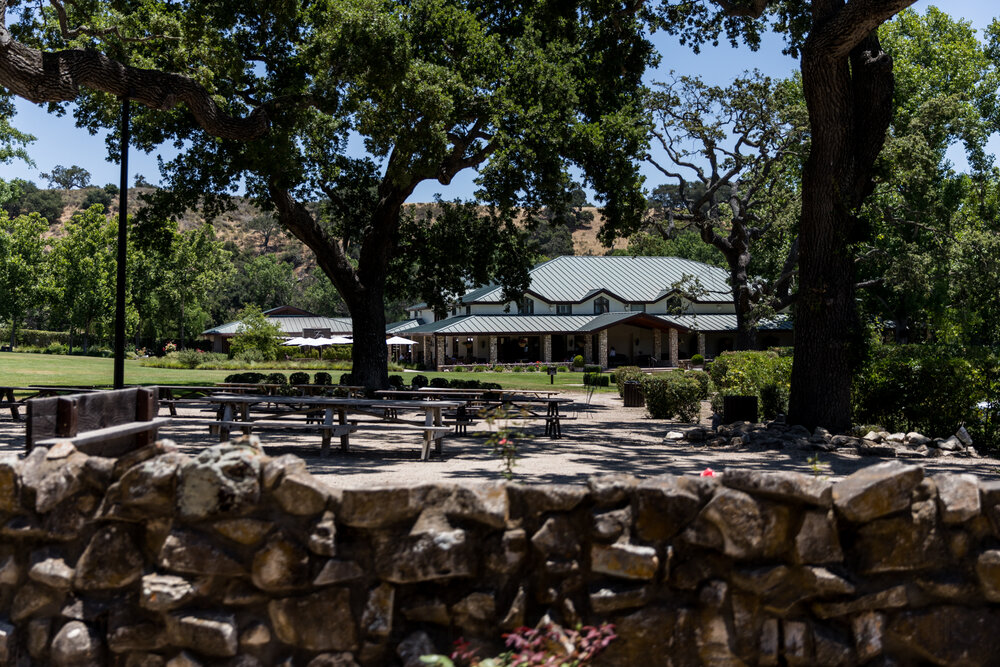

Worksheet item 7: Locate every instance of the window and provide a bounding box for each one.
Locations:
[465,305,471,316]
[593,297,609,314]
[518,298,534,314]
[631,303,646,313]
[556,304,572,315]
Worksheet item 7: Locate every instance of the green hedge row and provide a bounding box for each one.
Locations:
[642,372,703,422]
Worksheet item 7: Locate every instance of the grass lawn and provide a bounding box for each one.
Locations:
[0,352,621,395]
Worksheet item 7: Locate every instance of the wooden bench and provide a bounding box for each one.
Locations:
[27,388,169,456]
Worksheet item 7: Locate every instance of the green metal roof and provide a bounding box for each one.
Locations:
[660,314,793,332]
[407,312,704,335]
[386,318,424,334]
[202,316,354,336]
[461,255,732,305]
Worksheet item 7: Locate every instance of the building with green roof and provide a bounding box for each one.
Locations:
[404,255,792,369]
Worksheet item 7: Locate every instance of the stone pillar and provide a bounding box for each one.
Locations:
[697,333,706,358]
[653,330,662,362]
[435,336,446,370]
[422,336,429,365]
[598,330,608,370]
[489,336,498,366]
[669,328,679,367]
[583,334,593,365]
[543,335,552,363]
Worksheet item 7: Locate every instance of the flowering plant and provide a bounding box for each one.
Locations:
[162,341,177,354]
[424,623,617,667]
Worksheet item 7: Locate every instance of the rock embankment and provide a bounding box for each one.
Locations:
[0,438,1000,664]
[667,421,979,459]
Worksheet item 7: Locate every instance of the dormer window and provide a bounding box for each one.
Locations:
[556,304,572,315]
[594,297,609,314]
[465,305,471,316]
[632,303,646,313]
[518,298,534,315]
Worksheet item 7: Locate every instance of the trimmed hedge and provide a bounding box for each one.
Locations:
[642,372,702,422]
[708,350,792,420]
[584,372,610,387]
[289,372,310,385]
[313,372,333,385]
[264,372,288,385]
[411,375,429,389]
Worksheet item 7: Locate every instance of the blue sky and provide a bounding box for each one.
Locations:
[3,1,996,203]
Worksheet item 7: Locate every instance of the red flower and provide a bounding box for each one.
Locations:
[700,468,715,477]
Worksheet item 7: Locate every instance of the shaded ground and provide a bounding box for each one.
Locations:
[2,393,997,487]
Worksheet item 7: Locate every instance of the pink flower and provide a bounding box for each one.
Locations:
[700,468,715,477]
[499,438,510,445]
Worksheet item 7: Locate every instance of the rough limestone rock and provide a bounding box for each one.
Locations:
[811,585,908,619]
[722,469,832,507]
[956,426,974,447]
[832,462,923,522]
[108,620,170,654]
[74,525,144,590]
[362,583,395,639]
[853,501,947,574]
[268,588,358,652]
[166,611,238,657]
[51,620,102,666]
[140,574,197,612]
[0,621,13,665]
[887,606,1000,665]
[338,487,424,528]
[252,534,310,592]
[587,473,639,507]
[531,515,580,559]
[397,631,437,667]
[314,559,365,585]
[11,581,63,621]
[509,483,586,518]
[261,453,308,490]
[21,446,87,513]
[692,488,763,559]
[29,557,74,591]
[933,473,980,524]
[116,453,185,513]
[589,585,650,613]
[271,473,330,516]
[157,529,246,576]
[794,510,843,565]
[592,507,631,543]
[374,512,473,583]
[176,445,261,519]
[590,542,658,580]
[0,455,20,512]
[976,550,1000,602]
[212,518,272,546]
[307,510,338,556]
[439,483,509,528]
[634,475,702,541]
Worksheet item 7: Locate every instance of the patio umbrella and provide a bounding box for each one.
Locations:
[385,335,418,345]
[283,337,308,346]
[297,338,329,347]
[328,336,353,345]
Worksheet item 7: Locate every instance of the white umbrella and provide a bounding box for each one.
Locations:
[386,335,418,345]
[297,338,329,347]
[328,336,353,345]
[283,337,308,346]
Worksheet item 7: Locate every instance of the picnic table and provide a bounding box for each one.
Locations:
[374,389,575,438]
[214,382,367,397]
[0,386,99,422]
[206,394,463,459]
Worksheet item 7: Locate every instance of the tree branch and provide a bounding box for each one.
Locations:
[808,0,918,60]
[0,24,269,140]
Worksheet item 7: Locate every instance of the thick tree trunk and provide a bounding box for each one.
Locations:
[788,22,897,432]
[344,283,389,392]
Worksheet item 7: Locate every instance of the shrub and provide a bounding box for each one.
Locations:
[689,369,711,400]
[512,366,524,373]
[313,372,333,385]
[572,355,584,368]
[853,344,986,440]
[289,372,310,385]
[482,382,502,390]
[411,374,429,389]
[429,377,450,388]
[557,365,569,372]
[491,364,505,372]
[584,372,610,387]
[584,364,602,374]
[473,365,486,372]
[43,342,68,355]
[225,371,268,384]
[643,372,703,421]
[338,373,354,386]
[228,304,282,362]
[453,365,467,372]
[387,374,404,388]
[691,353,705,366]
[708,350,792,417]
[175,349,204,369]
[265,372,288,385]
[613,366,645,396]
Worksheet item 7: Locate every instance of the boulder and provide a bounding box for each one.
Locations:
[590,543,658,580]
[374,512,473,583]
[176,445,261,519]
[793,510,843,565]
[933,473,980,524]
[338,487,424,528]
[852,501,947,574]
[811,585,908,619]
[308,510,337,556]
[51,620,102,666]
[691,488,764,559]
[587,474,639,507]
[156,529,246,576]
[887,607,1000,665]
[634,475,702,541]
[166,611,238,658]
[139,574,197,612]
[0,455,20,512]
[956,426,974,447]
[314,559,365,586]
[251,534,311,592]
[938,436,963,451]
[212,518,272,546]
[271,473,330,516]
[722,469,832,507]
[362,583,395,640]
[268,588,358,652]
[29,557,74,591]
[116,453,184,513]
[976,550,1000,602]
[589,585,650,613]
[11,581,63,621]
[831,462,923,522]
[905,432,930,446]
[20,446,87,513]
[74,525,144,590]
[531,515,580,559]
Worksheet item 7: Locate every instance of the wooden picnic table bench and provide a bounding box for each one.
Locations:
[207,394,463,459]
[215,382,366,397]
[0,386,100,422]
[27,387,168,456]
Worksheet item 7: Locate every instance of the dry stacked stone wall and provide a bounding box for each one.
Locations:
[2,438,1000,665]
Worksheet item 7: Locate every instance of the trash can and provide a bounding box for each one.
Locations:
[723,395,758,423]
[623,381,644,407]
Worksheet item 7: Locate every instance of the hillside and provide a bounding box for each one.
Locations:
[52,188,628,259]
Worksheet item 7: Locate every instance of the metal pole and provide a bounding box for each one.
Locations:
[113,97,130,389]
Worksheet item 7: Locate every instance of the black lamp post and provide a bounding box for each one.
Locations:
[112,97,130,389]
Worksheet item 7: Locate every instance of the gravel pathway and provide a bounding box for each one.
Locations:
[2,393,997,487]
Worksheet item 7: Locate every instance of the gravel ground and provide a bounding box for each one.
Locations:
[2,393,998,487]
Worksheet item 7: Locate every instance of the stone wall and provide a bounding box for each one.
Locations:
[2,439,1000,666]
